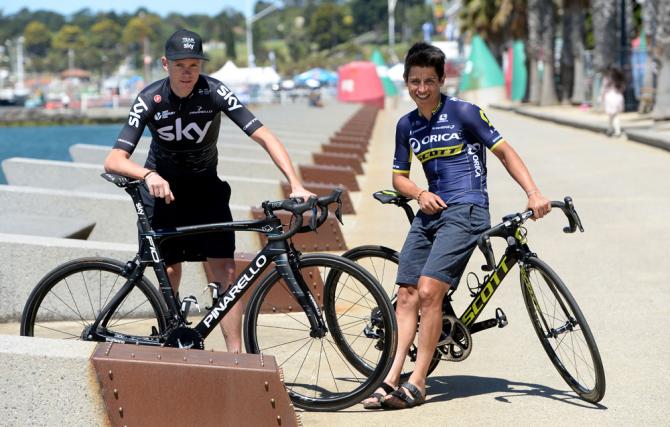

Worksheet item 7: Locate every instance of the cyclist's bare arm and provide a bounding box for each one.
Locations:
[104,148,174,203]
[392,172,446,215]
[492,142,549,219]
[250,125,313,200]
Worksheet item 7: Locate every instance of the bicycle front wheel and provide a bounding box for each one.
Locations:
[244,253,397,411]
[520,257,606,403]
[341,245,441,382]
[21,257,167,341]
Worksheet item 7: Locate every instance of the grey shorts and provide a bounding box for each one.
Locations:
[396,204,490,288]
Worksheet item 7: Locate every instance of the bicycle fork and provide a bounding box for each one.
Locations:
[274,252,329,338]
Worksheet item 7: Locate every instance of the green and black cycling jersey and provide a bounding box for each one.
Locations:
[393,94,506,208]
[114,75,263,178]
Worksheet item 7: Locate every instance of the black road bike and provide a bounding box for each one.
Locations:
[20,173,398,411]
[341,190,605,404]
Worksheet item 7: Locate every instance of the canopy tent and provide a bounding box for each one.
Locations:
[370,49,398,96]
[337,61,385,108]
[210,60,280,86]
[293,67,338,87]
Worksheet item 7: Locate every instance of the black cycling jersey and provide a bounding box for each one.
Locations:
[114,75,263,178]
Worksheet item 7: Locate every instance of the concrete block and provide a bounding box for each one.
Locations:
[0,335,107,427]
[2,158,283,205]
[0,185,258,250]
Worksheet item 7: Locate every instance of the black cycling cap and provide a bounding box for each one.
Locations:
[165,29,209,61]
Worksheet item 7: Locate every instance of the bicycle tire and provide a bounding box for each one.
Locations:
[21,257,168,341]
[520,256,606,403]
[341,245,441,381]
[243,253,397,411]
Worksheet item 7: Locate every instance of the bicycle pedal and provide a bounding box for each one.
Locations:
[495,307,508,328]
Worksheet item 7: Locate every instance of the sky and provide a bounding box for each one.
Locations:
[1,1,253,17]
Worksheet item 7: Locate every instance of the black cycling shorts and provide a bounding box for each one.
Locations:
[141,175,235,265]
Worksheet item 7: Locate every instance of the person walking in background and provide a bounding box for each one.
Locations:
[104,29,313,354]
[600,67,625,137]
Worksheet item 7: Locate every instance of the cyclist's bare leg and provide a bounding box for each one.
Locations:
[166,263,182,293]
[362,284,419,405]
[405,276,449,397]
[206,258,241,353]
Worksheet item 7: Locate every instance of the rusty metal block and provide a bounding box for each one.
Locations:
[299,164,359,191]
[313,151,363,174]
[280,181,355,214]
[251,208,347,252]
[330,134,369,145]
[321,143,366,161]
[92,343,300,427]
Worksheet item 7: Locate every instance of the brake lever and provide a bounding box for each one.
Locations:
[335,200,343,225]
[309,205,318,230]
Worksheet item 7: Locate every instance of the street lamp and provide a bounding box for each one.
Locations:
[246,1,279,68]
[388,0,398,62]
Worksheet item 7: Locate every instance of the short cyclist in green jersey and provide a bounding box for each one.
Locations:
[362,42,551,410]
[104,29,314,354]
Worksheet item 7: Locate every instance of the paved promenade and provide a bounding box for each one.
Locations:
[301,98,670,426]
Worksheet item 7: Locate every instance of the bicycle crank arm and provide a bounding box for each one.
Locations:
[469,318,498,334]
[469,308,508,334]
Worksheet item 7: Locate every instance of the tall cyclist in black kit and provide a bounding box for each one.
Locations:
[104,29,314,353]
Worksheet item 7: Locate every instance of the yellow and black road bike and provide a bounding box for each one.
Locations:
[341,190,605,404]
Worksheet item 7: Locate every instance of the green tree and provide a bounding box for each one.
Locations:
[309,4,352,50]
[122,13,162,72]
[350,0,387,37]
[51,24,87,70]
[24,21,51,57]
[89,18,123,75]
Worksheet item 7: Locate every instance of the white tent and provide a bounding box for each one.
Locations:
[210,60,280,86]
[388,63,405,82]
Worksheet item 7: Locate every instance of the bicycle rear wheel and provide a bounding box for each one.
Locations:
[520,257,606,403]
[244,253,397,411]
[341,245,441,381]
[21,257,167,341]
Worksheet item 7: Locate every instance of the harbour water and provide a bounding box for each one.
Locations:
[0,124,138,184]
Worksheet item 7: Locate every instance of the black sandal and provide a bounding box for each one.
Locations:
[381,382,425,410]
[362,382,396,410]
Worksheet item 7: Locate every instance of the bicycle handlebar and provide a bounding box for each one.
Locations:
[477,196,584,271]
[101,173,344,242]
[262,187,344,241]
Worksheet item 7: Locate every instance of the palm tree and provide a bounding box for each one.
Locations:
[651,0,670,119]
[527,0,558,105]
[638,0,658,114]
[561,0,589,105]
[527,0,542,104]
[539,0,558,105]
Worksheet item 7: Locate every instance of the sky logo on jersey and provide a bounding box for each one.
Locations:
[157,118,212,143]
[216,84,243,111]
[128,97,148,128]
